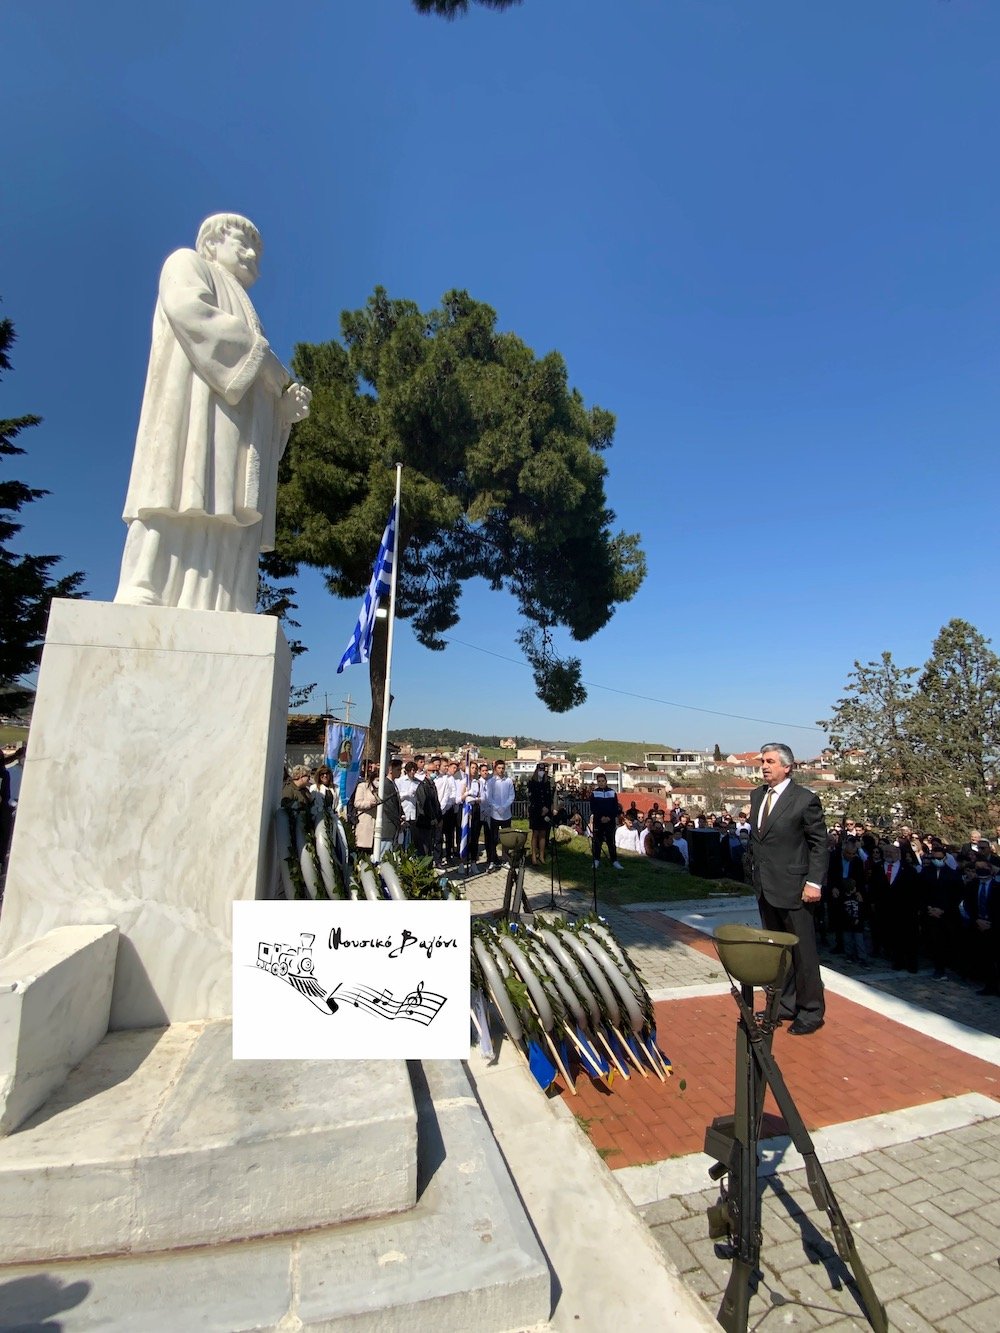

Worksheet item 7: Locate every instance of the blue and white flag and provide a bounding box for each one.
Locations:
[459,753,474,863]
[325,721,366,810]
[471,987,494,1061]
[336,503,396,674]
[460,800,473,862]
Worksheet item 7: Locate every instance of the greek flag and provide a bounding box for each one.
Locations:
[464,757,474,858]
[336,504,396,673]
[460,800,472,861]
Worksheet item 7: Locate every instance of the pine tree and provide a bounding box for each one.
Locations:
[822,622,1000,838]
[907,619,1000,838]
[0,314,85,713]
[412,0,522,17]
[269,287,645,753]
[819,652,917,826]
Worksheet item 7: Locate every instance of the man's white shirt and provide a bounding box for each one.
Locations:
[757,777,791,827]
[435,773,459,812]
[396,775,419,821]
[484,775,515,821]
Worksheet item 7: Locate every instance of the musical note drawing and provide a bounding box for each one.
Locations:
[338,981,446,1026]
[253,939,446,1026]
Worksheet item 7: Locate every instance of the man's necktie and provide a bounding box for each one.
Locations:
[760,789,774,828]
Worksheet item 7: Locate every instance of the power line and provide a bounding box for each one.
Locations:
[440,635,826,735]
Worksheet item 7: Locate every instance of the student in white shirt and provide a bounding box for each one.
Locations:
[396,761,420,850]
[484,759,515,871]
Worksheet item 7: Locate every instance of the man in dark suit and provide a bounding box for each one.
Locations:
[878,843,922,972]
[750,743,829,1034]
[918,846,962,979]
[959,859,1000,995]
[825,834,866,953]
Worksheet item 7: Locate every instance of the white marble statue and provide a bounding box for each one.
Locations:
[114,213,312,613]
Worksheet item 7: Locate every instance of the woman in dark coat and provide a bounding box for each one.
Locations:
[527,763,554,866]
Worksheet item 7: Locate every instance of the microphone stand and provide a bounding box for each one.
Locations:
[544,821,563,910]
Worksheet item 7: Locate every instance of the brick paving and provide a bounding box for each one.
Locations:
[467,868,1000,1331]
[559,990,1000,1166]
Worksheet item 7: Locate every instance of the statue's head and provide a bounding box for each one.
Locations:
[196,213,263,288]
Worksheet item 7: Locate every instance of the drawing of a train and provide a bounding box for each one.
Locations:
[257,933,315,977]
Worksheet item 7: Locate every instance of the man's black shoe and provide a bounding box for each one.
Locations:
[788,1018,825,1036]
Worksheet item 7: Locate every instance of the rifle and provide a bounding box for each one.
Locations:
[728,982,888,1333]
[705,974,783,1333]
[704,926,887,1333]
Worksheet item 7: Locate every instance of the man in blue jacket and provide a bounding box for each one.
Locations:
[590,769,623,871]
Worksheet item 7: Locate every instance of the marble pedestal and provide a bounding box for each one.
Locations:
[0,600,290,1030]
[0,1022,418,1263]
[0,1056,550,1332]
[0,926,119,1133]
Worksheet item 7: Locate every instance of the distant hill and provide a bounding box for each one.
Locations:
[551,738,675,765]
[388,728,540,751]
[388,730,680,766]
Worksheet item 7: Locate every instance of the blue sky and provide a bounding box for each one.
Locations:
[3,0,999,754]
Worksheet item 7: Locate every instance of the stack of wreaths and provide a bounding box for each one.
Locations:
[472,914,670,1094]
[274,803,465,904]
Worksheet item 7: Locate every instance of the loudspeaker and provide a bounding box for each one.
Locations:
[687,828,726,879]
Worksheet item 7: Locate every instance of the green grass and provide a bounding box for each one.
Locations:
[528,826,749,907]
[0,725,29,747]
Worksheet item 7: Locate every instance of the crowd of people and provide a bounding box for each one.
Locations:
[278,756,761,878]
[277,753,999,997]
[282,753,524,874]
[613,798,1000,997]
[817,820,1000,995]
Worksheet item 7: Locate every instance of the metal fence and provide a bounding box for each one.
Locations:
[510,799,591,824]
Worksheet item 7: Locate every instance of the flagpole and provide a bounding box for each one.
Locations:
[373,463,403,856]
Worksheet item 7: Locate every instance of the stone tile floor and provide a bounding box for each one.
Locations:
[643,1115,1000,1331]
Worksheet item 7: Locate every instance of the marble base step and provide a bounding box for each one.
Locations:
[0,1020,417,1263]
[0,1059,551,1332]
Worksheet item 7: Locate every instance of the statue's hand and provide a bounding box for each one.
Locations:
[282,382,312,423]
